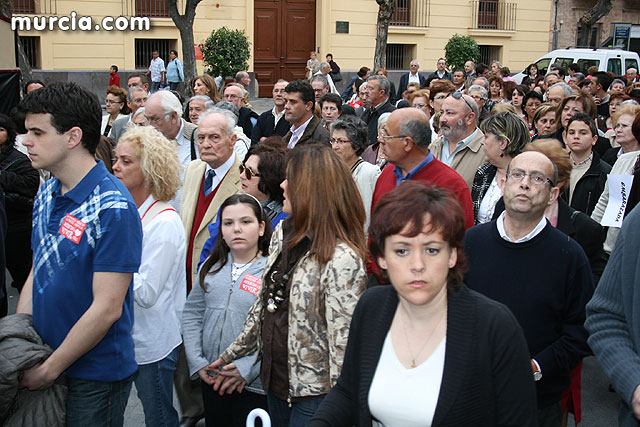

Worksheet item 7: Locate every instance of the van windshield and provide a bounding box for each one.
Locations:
[576,59,600,74]
[535,58,551,75]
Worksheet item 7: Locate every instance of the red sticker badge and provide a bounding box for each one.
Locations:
[240,274,262,296]
[58,213,87,244]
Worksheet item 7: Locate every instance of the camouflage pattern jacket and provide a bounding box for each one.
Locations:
[220,222,367,398]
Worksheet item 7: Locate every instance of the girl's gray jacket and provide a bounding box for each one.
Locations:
[182,255,267,394]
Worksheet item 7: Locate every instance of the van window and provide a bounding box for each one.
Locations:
[576,59,600,74]
[608,58,622,75]
[626,59,639,73]
[535,58,551,75]
[555,57,574,71]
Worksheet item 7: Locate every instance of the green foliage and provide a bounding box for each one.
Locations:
[444,34,480,71]
[201,27,250,80]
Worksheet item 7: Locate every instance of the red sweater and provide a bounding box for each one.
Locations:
[371,158,475,229]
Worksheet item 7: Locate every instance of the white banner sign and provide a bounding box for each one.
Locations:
[601,174,634,228]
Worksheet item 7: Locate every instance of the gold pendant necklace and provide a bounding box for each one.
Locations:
[400,306,446,368]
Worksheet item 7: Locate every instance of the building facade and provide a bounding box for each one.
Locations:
[14,0,553,95]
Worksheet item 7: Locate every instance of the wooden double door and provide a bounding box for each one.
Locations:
[254,0,316,97]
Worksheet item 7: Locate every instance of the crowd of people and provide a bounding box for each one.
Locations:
[1,53,640,427]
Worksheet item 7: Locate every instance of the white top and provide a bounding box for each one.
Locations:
[233,125,251,160]
[496,211,547,243]
[408,72,421,84]
[369,333,446,427]
[352,160,381,234]
[288,115,313,148]
[271,106,286,127]
[132,195,187,364]
[101,113,127,137]
[477,175,501,224]
[591,150,639,253]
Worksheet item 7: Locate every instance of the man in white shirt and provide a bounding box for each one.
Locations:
[428,58,453,82]
[314,62,339,94]
[398,59,426,95]
[146,50,165,93]
[144,91,198,212]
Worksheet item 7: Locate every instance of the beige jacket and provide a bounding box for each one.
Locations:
[430,128,486,189]
[180,156,242,285]
[220,222,367,398]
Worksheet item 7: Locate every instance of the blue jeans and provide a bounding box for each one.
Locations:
[266,392,324,427]
[134,346,180,427]
[151,81,161,92]
[66,373,135,427]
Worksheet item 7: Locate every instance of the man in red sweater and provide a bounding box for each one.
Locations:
[372,108,474,228]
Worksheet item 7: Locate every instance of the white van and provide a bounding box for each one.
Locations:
[514,48,640,83]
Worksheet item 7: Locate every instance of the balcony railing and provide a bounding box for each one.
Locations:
[390,0,430,28]
[123,0,178,18]
[13,0,56,15]
[470,0,516,31]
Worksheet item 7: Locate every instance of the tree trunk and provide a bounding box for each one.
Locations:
[576,0,613,48]
[0,0,33,84]
[168,0,201,94]
[373,0,395,71]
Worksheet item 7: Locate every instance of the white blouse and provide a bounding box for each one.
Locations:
[477,176,502,224]
[369,333,446,426]
[132,195,187,364]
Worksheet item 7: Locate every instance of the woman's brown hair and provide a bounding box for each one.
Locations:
[555,91,597,130]
[285,145,367,263]
[106,85,130,115]
[193,74,221,103]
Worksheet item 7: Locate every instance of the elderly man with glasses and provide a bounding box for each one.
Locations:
[464,151,593,427]
[429,91,486,189]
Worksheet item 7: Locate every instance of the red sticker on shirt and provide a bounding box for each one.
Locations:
[240,274,262,296]
[58,213,87,244]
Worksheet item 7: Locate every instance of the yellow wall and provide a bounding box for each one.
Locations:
[16,0,551,73]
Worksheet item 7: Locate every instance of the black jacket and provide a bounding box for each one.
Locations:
[562,151,611,216]
[398,72,427,96]
[0,147,39,228]
[250,109,290,145]
[361,100,396,146]
[282,115,330,147]
[238,107,259,140]
[556,198,607,283]
[309,285,537,426]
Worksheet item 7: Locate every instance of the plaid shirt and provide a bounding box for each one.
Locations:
[148,57,165,82]
[471,162,497,224]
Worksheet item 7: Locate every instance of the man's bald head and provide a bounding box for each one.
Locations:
[388,107,431,149]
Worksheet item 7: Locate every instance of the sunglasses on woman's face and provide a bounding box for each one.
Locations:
[239,163,260,179]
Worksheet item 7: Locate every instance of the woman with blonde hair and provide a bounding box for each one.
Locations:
[102,85,129,137]
[112,125,186,427]
[209,145,368,426]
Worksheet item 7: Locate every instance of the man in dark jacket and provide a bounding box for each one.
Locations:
[428,58,453,82]
[282,80,330,148]
[361,75,396,146]
[223,84,258,138]
[397,60,426,96]
[251,80,290,145]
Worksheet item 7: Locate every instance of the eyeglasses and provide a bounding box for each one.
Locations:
[379,134,407,140]
[145,112,170,124]
[105,99,123,105]
[239,163,261,179]
[507,168,555,187]
[449,91,475,112]
[330,137,352,145]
